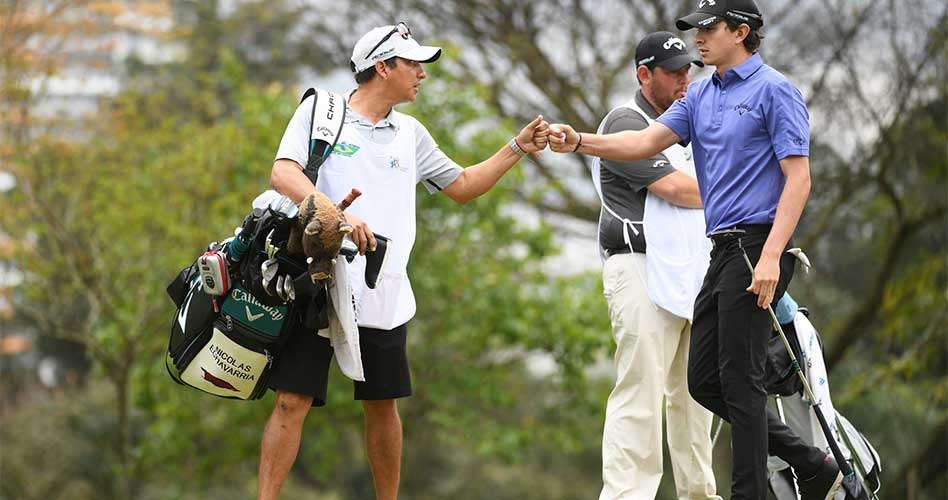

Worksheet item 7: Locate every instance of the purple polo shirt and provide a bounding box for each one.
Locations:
[657,52,810,234]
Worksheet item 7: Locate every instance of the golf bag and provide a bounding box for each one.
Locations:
[767,308,883,499]
[163,87,345,400]
[164,206,326,400]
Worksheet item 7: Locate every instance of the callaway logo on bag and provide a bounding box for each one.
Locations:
[245,306,264,322]
[220,285,288,341]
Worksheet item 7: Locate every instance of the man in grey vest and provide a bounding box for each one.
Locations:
[593,32,719,500]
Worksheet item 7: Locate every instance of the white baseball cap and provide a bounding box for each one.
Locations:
[350,22,442,73]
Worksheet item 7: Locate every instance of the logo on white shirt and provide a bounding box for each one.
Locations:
[389,156,408,173]
[333,142,361,157]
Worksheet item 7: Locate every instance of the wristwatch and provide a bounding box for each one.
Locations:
[509,137,528,158]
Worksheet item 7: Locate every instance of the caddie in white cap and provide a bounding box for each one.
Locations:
[259,22,551,500]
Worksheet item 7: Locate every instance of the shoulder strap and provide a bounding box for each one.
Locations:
[302,88,347,186]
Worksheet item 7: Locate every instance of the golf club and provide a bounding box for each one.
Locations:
[725,229,868,499]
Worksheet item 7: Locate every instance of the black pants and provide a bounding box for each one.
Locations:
[687,227,824,500]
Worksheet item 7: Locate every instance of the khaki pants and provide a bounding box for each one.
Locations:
[600,253,719,500]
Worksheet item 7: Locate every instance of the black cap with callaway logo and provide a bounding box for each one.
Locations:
[676,0,764,31]
[635,31,704,71]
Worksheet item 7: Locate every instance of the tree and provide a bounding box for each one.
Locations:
[3,1,945,498]
[2,10,614,497]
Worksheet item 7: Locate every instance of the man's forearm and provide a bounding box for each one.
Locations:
[579,130,652,161]
[578,122,680,162]
[667,189,702,209]
[648,171,703,209]
[762,164,811,257]
[444,144,521,204]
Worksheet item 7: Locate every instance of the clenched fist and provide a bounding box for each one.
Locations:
[515,115,551,157]
[548,123,581,153]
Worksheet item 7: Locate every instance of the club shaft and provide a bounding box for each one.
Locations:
[737,243,855,478]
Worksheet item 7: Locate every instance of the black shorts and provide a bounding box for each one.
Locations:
[267,322,412,407]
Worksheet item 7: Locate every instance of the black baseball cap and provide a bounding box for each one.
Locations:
[676,0,764,31]
[635,31,704,71]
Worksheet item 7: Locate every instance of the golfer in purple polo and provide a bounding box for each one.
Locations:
[549,1,846,498]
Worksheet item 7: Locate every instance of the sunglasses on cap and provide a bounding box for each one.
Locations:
[364,22,412,60]
[725,9,763,29]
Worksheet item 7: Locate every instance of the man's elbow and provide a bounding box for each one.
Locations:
[449,190,475,205]
[791,168,811,196]
[649,181,684,205]
[443,173,477,205]
[269,168,281,190]
[661,184,683,202]
[270,163,293,192]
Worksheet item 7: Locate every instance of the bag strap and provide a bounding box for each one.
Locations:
[302,88,347,186]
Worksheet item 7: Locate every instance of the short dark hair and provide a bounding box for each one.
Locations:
[723,19,763,52]
[353,57,399,85]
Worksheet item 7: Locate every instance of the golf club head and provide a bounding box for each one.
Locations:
[264,229,280,259]
[787,247,811,273]
[261,258,279,295]
[282,276,291,301]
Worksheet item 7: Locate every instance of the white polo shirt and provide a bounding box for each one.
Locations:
[274,90,462,329]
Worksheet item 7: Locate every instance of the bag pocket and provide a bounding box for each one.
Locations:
[177,317,274,400]
[219,284,291,344]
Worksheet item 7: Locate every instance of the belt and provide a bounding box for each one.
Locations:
[603,247,635,258]
[708,224,772,246]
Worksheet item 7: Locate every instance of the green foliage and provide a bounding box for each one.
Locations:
[2,36,613,499]
[0,384,116,499]
[5,2,945,498]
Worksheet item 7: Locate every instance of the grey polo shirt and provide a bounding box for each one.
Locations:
[598,91,678,253]
[275,89,463,194]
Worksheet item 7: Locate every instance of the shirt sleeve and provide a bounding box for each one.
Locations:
[413,118,463,194]
[273,95,313,169]
[601,109,676,192]
[766,79,810,159]
[656,93,691,145]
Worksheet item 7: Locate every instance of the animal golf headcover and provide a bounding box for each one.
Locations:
[288,189,360,282]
